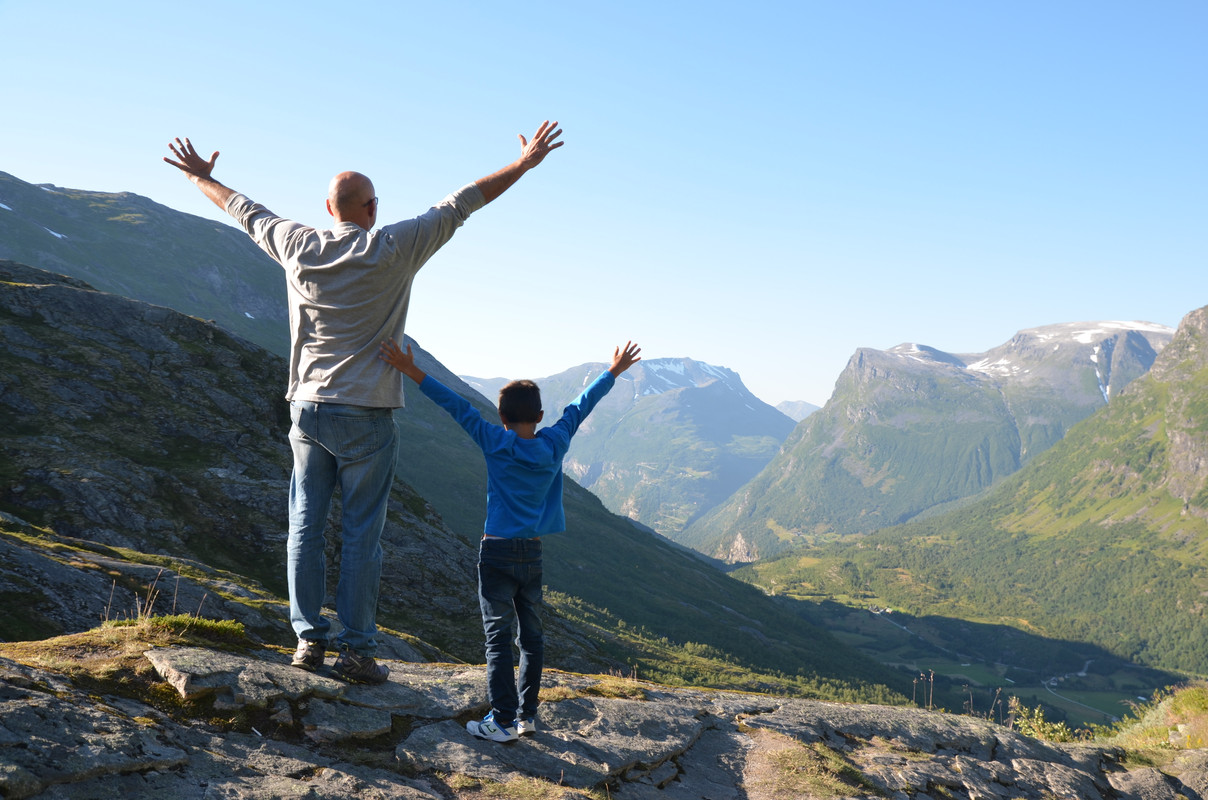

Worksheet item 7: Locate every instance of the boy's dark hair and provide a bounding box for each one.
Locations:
[498,380,542,424]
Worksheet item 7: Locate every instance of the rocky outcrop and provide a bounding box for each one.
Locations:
[2,646,1204,800]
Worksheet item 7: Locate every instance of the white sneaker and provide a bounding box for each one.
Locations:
[516,717,537,736]
[466,713,518,743]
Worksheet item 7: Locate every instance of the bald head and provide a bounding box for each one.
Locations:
[326,171,377,230]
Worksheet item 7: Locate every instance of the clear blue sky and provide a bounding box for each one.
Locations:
[2,1,1204,406]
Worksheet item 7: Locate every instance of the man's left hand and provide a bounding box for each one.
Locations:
[164,137,219,181]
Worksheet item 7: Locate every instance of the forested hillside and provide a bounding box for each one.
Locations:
[736,307,1208,676]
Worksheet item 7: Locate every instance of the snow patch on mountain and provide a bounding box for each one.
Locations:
[891,344,931,365]
[640,358,738,396]
[1028,320,1173,343]
[965,356,1027,377]
[887,343,968,369]
[885,321,1175,386]
[1096,338,1122,402]
[0,202,12,211]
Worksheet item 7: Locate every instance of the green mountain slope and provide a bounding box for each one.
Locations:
[738,306,1208,676]
[684,323,1171,563]
[0,170,288,355]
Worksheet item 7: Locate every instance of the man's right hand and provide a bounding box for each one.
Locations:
[475,120,565,204]
[516,120,564,171]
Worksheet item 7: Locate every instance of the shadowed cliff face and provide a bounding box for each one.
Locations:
[1143,307,1208,506]
[0,261,292,563]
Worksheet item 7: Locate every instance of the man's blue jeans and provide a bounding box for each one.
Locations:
[478,537,544,727]
[287,401,398,657]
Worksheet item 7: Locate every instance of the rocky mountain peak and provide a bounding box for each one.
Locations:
[885,342,969,368]
[1148,306,1208,382]
[682,319,1177,562]
[632,357,742,395]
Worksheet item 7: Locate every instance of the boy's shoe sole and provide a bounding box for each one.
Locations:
[467,716,518,743]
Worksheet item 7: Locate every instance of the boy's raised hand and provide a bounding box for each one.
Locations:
[379,337,427,384]
[609,341,642,376]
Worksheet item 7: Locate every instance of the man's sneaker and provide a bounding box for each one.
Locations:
[516,717,538,736]
[291,639,326,671]
[466,712,518,743]
[332,648,389,685]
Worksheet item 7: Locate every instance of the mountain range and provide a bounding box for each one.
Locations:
[464,358,796,537]
[736,304,1208,676]
[680,321,1174,562]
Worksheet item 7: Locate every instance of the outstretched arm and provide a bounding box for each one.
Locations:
[163,137,236,211]
[547,341,642,445]
[379,338,428,384]
[475,120,564,204]
[609,341,642,377]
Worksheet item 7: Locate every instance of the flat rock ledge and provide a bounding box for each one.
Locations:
[0,648,1205,800]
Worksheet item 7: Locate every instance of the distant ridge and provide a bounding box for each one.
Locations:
[776,399,820,422]
[681,320,1173,562]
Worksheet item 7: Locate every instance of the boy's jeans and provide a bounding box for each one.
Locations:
[287,401,398,657]
[478,537,544,726]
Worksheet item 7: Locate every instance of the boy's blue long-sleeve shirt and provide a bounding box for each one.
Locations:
[418,370,617,538]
